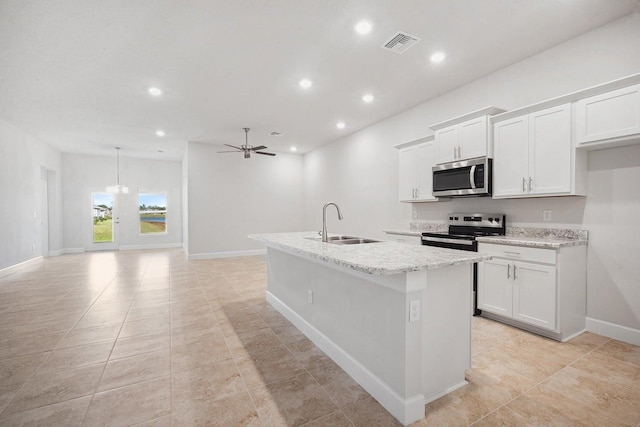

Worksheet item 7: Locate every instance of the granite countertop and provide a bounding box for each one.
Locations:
[477,227,588,249]
[476,235,587,249]
[249,232,491,275]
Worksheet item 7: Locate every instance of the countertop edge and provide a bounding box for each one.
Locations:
[476,236,588,249]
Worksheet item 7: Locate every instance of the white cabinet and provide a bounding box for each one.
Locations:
[478,253,556,330]
[575,83,640,148]
[477,242,586,341]
[397,137,438,202]
[492,103,586,198]
[434,116,490,164]
[430,106,505,164]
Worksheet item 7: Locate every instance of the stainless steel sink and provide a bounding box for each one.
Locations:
[305,235,381,245]
[333,238,380,245]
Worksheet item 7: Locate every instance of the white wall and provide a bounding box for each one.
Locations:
[304,13,640,332]
[186,141,305,257]
[62,153,182,251]
[0,118,62,271]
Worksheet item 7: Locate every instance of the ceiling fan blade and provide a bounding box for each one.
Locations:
[217,150,240,153]
[223,144,243,150]
[250,145,267,151]
[256,151,276,156]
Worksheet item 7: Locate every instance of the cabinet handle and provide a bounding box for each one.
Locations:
[415,188,419,198]
[507,264,511,279]
[457,145,461,159]
[453,147,457,159]
[522,177,526,192]
[513,265,518,279]
[412,188,415,198]
[528,177,533,192]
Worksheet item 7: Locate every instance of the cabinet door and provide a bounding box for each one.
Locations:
[493,115,529,197]
[398,146,417,202]
[512,262,557,330]
[575,83,640,145]
[529,104,571,195]
[459,116,488,160]
[435,126,458,164]
[478,259,513,317]
[415,142,436,201]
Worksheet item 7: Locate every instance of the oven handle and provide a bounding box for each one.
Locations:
[469,165,477,189]
[421,236,475,246]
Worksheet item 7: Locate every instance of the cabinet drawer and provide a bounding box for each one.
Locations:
[478,243,556,265]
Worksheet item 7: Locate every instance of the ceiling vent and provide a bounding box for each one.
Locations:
[381,31,420,54]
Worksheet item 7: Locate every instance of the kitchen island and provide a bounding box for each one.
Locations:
[249,232,491,426]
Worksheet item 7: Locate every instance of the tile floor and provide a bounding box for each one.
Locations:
[0,249,638,426]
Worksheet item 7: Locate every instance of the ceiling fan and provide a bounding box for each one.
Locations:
[217,128,276,158]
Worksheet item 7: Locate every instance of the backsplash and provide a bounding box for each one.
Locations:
[409,221,448,232]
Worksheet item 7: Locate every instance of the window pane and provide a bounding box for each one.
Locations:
[139,193,167,234]
[92,193,113,243]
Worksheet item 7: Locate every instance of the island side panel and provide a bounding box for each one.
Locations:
[265,248,410,397]
[421,263,472,402]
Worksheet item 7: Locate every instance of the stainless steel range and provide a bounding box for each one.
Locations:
[421,213,506,315]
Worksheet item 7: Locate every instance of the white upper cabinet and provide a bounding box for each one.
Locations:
[575,83,640,148]
[430,107,505,164]
[396,136,438,203]
[492,103,586,198]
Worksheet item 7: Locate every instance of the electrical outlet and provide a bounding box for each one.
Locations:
[412,208,418,220]
[543,209,552,222]
[308,290,313,304]
[409,300,420,322]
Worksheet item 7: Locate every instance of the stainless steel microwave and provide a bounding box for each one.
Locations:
[432,157,492,197]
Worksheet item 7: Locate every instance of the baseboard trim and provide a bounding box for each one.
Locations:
[586,317,640,346]
[266,291,424,426]
[188,249,266,260]
[47,250,63,257]
[0,256,43,278]
[63,248,85,254]
[119,243,183,251]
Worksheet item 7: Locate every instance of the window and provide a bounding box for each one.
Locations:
[139,193,167,234]
[92,193,114,243]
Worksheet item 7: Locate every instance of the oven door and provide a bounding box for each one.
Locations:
[432,157,491,197]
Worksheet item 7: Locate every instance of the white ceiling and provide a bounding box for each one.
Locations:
[1,0,638,161]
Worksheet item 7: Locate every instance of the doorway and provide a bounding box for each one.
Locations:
[90,192,119,250]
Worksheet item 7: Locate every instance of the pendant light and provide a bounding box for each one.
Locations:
[106,147,129,194]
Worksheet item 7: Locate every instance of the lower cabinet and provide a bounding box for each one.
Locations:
[477,242,586,341]
[479,258,556,330]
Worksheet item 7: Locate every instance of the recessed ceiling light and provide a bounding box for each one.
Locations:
[155,130,165,137]
[157,149,164,154]
[299,79,312,89]
[355,21,372,35]
[336,121,346,129]
[148,87,162,96]
[362,94,374,103]
[430,51,446,63]
[290,146,298,152]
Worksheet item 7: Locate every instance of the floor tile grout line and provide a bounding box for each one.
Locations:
[78,252,152,426]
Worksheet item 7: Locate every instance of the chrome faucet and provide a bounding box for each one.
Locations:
[322,202,343,242]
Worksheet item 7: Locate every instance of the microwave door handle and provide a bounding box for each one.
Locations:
[469,165,477,189]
